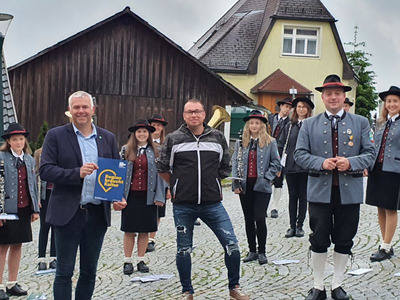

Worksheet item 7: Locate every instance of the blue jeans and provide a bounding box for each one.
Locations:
[53,204,108,300]
[173,202,241,294]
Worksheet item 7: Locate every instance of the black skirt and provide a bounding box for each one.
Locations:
[366,162,400,210]
[0,206,33,244]
[121,191,158,233]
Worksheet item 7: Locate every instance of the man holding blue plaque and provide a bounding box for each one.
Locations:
[40,91,126,300]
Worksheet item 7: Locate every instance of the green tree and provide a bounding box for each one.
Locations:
[30,121,48,153]
[345,25,377,121]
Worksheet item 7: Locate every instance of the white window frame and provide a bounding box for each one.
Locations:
[281,25,321,58]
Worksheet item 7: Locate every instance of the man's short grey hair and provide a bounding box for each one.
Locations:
[68,91,94,109]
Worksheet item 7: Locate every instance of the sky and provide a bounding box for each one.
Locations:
[1,0,399,94]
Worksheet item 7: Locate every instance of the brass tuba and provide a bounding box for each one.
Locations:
[207,105,231,128]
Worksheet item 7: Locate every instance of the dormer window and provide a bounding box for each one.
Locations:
[282,26,320,57]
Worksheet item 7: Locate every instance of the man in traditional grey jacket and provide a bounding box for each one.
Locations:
[294,75,375,300]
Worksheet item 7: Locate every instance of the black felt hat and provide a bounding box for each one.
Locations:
[315,74,352,92]
[243,110,268,123]
[292,97,315,110]
[344,98,354,106]
[128,120,155,133]
[148,114,168,126]
[1,123,30,140]
[276,98,293,106]
[379,86,400,101]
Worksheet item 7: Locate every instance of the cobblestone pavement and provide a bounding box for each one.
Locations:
[9,181,400,299]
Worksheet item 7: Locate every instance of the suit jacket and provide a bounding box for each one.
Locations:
[294,112,375,205]
[231,139,281,194]
[277,121,307,174]
[372,117,400,173]
[268,113,289,141]
[39,123,119,226]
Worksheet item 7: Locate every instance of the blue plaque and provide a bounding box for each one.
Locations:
[94,158,128,202]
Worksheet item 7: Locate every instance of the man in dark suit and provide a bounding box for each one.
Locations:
[267,98,292,218]
[40,91,126,300]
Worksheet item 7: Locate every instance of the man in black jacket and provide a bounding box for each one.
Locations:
[157,99,249,300]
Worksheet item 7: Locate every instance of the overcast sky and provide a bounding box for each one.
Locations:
[1,0,398,94]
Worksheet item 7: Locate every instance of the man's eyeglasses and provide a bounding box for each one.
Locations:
[184,110,204,116]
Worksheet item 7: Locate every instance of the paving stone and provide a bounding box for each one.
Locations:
[6,180,400,299]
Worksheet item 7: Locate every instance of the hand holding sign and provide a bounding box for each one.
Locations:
[113,198,127,210]
[80,162,99,178]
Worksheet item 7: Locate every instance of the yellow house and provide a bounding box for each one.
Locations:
[189,0,357,114]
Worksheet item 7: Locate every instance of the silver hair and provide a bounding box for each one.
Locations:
[68,91,94,109]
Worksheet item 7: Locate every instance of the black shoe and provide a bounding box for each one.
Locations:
[270,209,278,218]
[295,228,305,237]
[123,262,134,275]
[242,252,258,263]
[305,288,327,300]
[331,286,349,300]
[6,283,27,296]
[194,219,201,226]
[137,261,149,273]
[285,228,295,238]
[258,253,268,265]
[375,245,394,256]
[370,248,392,262]
[146,241,155,253]
[0,289,9,300]
[38,261,47,271]
[49,259,57,269]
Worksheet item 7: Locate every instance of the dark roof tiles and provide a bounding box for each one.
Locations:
[201,10,264,71]
[189,0,346,75]
[275,0,334,20]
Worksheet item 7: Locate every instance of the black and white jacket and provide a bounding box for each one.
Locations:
[156,123,231,205]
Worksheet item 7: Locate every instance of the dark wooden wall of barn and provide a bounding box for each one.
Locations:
[8,13,247,146]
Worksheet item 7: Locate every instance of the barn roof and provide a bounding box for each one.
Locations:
[9,7,252,105]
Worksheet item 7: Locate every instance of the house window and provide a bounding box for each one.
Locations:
[282,27,319,57]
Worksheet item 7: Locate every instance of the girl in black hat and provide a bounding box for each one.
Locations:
[231,110,281,265]
[116,120,166,275]
[366,86,400,262]
[277,97,314,238]
[147,115,169,253]
[0,123,39,298]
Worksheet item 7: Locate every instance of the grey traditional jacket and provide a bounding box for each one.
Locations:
[294,112,375,205]
[231,139,281,194]
[123,147,166,205]
[372,117,400,173]
[0,151,39,214]
[268,114,289,140]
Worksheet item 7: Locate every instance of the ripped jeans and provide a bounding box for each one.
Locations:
[173,202,241,294]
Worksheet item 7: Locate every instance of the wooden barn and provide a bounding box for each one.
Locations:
[8,7,251,146]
